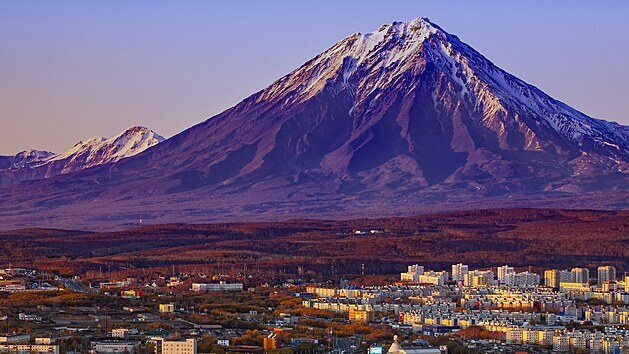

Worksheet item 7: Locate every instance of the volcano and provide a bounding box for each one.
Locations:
[1,18,628,230]
[0,126,164,187]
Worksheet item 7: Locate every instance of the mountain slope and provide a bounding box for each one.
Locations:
[0,126,164,187]
[0,18,627,230]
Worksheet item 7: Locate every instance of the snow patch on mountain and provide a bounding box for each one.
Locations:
[416,23,629,157]
[10,150,56,169]
[0,127,165,184]
[337,17,628,158]
[49,126,165,170]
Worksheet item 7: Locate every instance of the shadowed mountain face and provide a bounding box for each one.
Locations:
[1,18,628,230]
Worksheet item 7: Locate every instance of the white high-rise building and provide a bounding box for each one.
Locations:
[559,270,572,283]
[597,266,616,284]
[418,270,449,286]
[544,269,561,288]
[464,270,494,287]
[451,263,469,282]
[503,271,540,287]
[497,265,515,284]
[408,264,424,274]
[400,265,424,282]
[571,268,590,284]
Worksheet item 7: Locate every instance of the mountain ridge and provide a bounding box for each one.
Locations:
[0,17,627,230]
[0,126,164,187]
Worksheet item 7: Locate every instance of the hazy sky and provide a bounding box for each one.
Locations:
[1,1,628,154]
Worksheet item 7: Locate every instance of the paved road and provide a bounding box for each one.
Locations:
[59,277,90,293]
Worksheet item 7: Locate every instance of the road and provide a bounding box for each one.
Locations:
[59,277,91,293]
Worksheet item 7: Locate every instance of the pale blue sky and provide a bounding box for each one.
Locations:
[1,0,628,154]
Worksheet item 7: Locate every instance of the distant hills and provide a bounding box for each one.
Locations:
[0,126,164,187]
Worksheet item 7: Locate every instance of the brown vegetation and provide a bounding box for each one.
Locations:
[0,209,626,276]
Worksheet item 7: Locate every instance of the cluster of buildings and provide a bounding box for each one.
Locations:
[0,332,201,354]
[402,264,629,304]
[544,266,617,288]
[404,264,627,291]
[0,266,258,354]
[0,335,59,354]
[505,328,628,353]
[99,278,245,294]
[299,263,627,352]
[2,260,627,354]
[402,302,629,330]
[88,336,198,354]
[88,269,251,293]
[91,337,197,354]
[0,344,59,354]
[402,264,543,288]
[0,268,57,292]
[401,265,449,286]
[190,282,243,292]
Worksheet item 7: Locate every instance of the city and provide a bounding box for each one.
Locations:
[0,262,627,354]
[1,2,628,354]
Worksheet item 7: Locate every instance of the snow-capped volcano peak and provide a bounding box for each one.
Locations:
[0,126,165,186]
[10,150,56,169]
[346,17,439,60]
[50,126,165,171]
[262,17,441,104]
[197,17,629,189]
[52,126,165,167]
[259,17,628,160]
